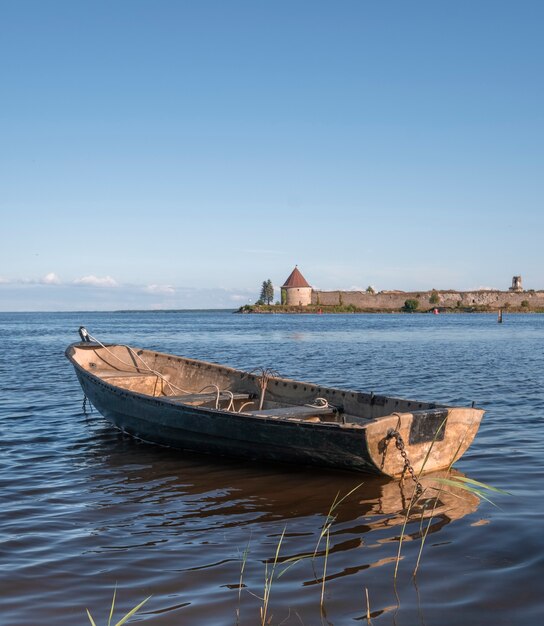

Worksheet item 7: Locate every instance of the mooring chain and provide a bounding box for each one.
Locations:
[385,429,424,497]
[82,394,92,416]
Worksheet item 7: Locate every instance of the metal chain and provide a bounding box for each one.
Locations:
[385,429,424,497]
[82,394,92,415]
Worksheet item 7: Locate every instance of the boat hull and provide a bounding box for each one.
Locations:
[75,368,380,473]
[67,338,484,476]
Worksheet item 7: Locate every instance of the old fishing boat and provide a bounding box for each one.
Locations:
[66,328,484,477]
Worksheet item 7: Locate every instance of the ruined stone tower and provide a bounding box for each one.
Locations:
[510,276,523,292]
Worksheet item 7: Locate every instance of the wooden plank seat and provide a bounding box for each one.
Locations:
[166,392,252,405]
[90,370,162,394]
[245,405,337,420]
[95,370,157,379]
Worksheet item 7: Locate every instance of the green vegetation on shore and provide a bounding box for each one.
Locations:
[237,303,544,314]
[238,304,378,314]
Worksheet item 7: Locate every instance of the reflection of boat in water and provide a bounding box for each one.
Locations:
[75,435,483,625]
[361,469,480,538]
[86,431,480,540]
[66,328,483,476]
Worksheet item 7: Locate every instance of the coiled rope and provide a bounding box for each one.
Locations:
[82,330,233,405]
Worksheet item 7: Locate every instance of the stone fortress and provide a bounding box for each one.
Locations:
[280,268,544,311]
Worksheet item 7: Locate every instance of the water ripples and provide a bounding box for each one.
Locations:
[1,311,543,625]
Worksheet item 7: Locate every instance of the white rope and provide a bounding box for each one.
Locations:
[248,367,279,410]
[85,331,193,395]
[195,386,236,411]
[224,390,235,412]
[305,397,331,409]
[197,385,221,409]
[85,331,236,407]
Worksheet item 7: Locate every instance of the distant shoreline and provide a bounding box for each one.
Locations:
[237,304,544,315]
[241,287,544,314]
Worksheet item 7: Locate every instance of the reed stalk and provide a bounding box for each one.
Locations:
[86,586,151,626]
[393,485,422,579]
[260,527,286,626]
[277,482,364,582]
[412,472,510,578]
[314,483,364,558]
[236,539,251,625]
[411,419,510,577]
[320,528,330,609]
[365,587,372,624]
[410,436,464,578]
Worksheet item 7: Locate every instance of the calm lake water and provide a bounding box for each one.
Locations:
[1,311,543,625]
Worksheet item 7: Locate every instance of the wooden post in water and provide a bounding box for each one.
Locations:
[498,308,503,323]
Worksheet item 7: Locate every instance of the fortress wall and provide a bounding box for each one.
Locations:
[312,290,544,310]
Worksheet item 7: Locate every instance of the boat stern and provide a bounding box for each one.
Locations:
[365,406,484,477]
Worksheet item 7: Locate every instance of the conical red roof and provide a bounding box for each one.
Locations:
[282,266,311,288]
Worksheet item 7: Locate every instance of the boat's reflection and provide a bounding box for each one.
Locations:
[78,429,482,626]
[254,468,480,590]
[85,429,480,540]
[357,470,480,539]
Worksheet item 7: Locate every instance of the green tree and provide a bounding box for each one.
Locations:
[402,299,419,312]
[429,290,440,305]
[366,286,375,294]
[265,279,274,304]
[260,279,274,305]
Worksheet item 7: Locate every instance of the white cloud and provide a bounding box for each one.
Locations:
[0,276,9,284]
[41,272,61,285]
[74,275,118,287]
[145,284,175,295]
[229,293,251,302]
[0,282,252,311]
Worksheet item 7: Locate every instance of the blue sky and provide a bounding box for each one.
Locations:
[1,0,542,310]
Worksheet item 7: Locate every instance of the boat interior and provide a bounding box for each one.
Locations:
[69,343,444,426]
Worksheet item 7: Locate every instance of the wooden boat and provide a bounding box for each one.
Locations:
[66,328,484,477]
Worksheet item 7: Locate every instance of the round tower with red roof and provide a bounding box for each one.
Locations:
[281,266,312,306]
